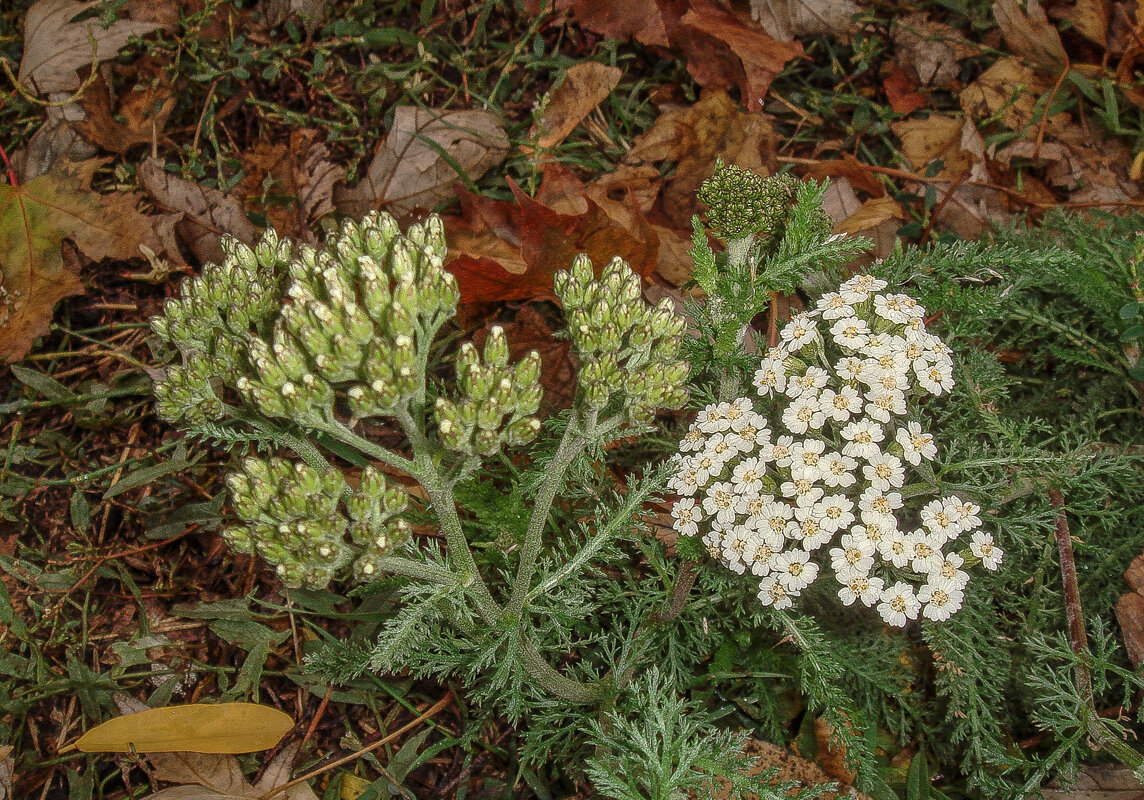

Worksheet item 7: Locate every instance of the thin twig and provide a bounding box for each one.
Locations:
[257,691,453,800]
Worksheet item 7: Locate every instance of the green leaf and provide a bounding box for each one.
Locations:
[905,751,930,800]
[1120,300,1141,319]
[1119,323,1144,342]
[70,489,91,534]
[9,364,76,402]
[103,444,191,500]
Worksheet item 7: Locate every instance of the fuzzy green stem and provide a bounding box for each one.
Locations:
[517,630,606,703]
[375,556,458,585]
[392,406,503,625]
[506,414,593,620]
[315,418,417,477]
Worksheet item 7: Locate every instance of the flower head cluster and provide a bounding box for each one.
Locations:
[226,459,411,589]
[555,254,690,423]
[696,158,832,244]
[668,275,1002,626]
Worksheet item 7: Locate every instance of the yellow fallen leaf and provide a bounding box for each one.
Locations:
[74,702,293,754]
[339,774,370,799]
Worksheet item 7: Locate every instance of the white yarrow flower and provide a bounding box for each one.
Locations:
[779,312,820,352]
[757,575,794,609]
[841,419,885,460]
[862,453,905,492]
[878,581,921,627]
[919,577,964,622]
[895,421,937,465]
[671,498,703,537]
[774,549,819,591]
[970,531,1003,570]
[754,356,788,397]
[839,574,885,607]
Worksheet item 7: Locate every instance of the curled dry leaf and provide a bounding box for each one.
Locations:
[335,106,509,217]
[75,65,176,154]
[529,62,622,151]
[17,0,163,95]
[554,0,671,47]
[749,0,861,42]
[675,0,803,113]
[0,158,156,362]
[138,157,259,265]
[626,89,779,223]
[960,57,1066,133]
[891,13,977,89]
[703,738,874,800]
[993,0,1067,72]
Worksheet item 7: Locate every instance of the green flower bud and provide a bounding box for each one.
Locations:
[474,428,500,456]
[484,326,509,368]
[505,416,542,446]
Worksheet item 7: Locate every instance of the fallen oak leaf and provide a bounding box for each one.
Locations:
[334,106,508,217]
[443,176,659,307]
[0,158,156,362]
[16,0,163,95]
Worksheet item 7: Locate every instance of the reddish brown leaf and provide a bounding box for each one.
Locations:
[75,63,175,154]
[676,0,803,111]
[444,176,659,309]
[555,0,671,46]
[883,68,928,116]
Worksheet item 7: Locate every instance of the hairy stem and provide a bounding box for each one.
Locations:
[506,414,593,619]
[1050,489,1144,770]
[517,630,606,703]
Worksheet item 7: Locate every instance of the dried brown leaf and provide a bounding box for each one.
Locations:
[335,106,509,217]
[994,0,1067,71]
[75,66,176,153]
[554,0,671,47]
[891,13,978,89]
[0,158,155,361]
[1042,764,1144,799]
[530,62,622,151]
[17,0,163,95]
[749,0,860,42]
[237,130,340,241]
[138,157,259,265]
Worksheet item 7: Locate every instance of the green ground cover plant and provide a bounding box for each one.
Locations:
[143,161,1144,798]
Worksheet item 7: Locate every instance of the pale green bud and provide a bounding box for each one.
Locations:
[505,416,542,446]
[484,326,509,368]
[474,428,500,456]
[514,350,542,388]
[476,394,503,430]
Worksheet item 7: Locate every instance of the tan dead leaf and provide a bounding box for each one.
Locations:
[892,13,978,89]
[835,196,903,261]
[960,56,1068,133]
[238,129,340,241]
[555,0,670,46]
[676,0,803,111]
[335,106,509,217]
[138,157,259,265]
[820,176,861,226]
[14,102,97,181]
[1042,764,1144,799]
[749,0,860,42]
[626,89,779,223]
[75,702,293,753]
[138,744,318,800]
[995,128,1139,204]
[1059,0,1110,46]
[17,0,163,95]
[892,115,971,179]
[530,62,622,151]
[994,0,1067,71]
[263,0,329,33]
[0,746,13,800]
[75,66,176,153]
[0,158,155,362]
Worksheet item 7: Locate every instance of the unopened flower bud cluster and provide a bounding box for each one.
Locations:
[668,275,1003,626]
[226,458,411,589]
[555,254,690,422]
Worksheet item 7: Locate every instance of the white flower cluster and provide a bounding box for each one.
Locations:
[668,275,1003,626]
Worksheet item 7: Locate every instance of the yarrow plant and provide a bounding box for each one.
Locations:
[148,157,1144,799]
[667,275,1002,625]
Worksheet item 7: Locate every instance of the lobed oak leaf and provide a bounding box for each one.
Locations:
[0,159,155,362]
[528,62,622,152]
[443,175,659,309]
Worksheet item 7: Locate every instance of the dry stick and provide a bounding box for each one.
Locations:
[1049,490,1144,770]
[257,691,453,800]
